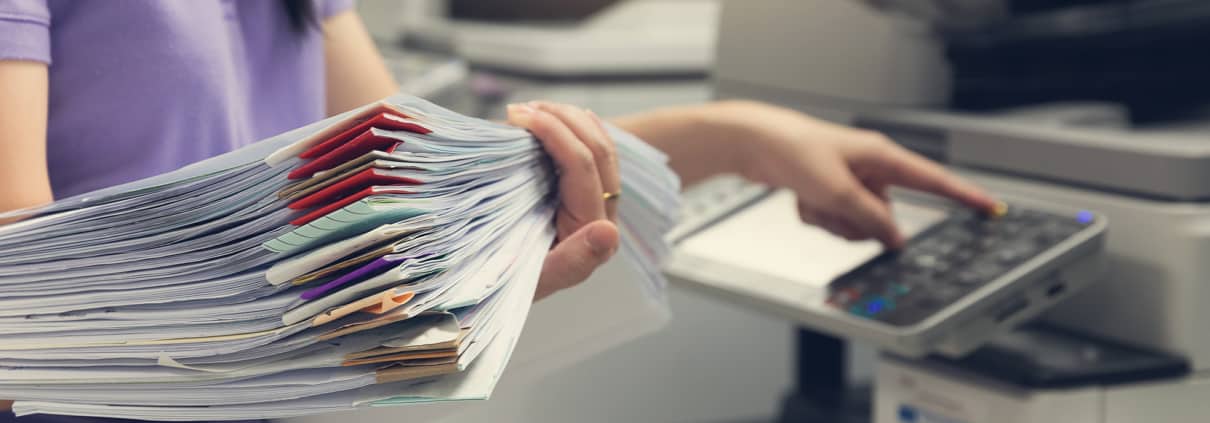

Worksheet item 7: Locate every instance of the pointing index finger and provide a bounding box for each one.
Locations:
[887,148,999,213]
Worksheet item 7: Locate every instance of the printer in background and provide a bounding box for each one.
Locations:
[712,0,1210,422]
[379,0,719,78]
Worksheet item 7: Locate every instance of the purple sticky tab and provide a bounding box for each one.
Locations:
[300,256,403,301]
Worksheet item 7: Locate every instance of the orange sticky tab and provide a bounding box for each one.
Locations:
[317,308,412,341]
[311,289,415,327]
[363,291,415,315]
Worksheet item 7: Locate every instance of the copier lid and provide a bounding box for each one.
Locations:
[854,106,1210,202]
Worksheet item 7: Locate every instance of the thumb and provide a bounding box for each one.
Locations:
[534,220,620,301]
[506,103,537,129]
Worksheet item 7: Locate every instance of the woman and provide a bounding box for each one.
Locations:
[0,0,995,419]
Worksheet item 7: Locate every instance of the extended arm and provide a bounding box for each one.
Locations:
[321,10,399,116]
[0,60,51,410]
[614,100,998,248]
[0,60,52,224]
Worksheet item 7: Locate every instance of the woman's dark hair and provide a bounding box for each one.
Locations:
[281,0,317,33]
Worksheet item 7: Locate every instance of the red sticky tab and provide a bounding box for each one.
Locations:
[300,113,431,160]
[288,131,398,180]
[290,187,375,226]
[289,186,418,226]
[289,103,418,161]
[288,168,420,211]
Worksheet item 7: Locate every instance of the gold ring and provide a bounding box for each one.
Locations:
[602,191,621,201]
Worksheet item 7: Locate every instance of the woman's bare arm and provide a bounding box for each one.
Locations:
[0,60,52,225]
[321,10,399,116]
[0,60,51,410]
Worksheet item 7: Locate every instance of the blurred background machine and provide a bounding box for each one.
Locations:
[393,0,717,77]
[317,0,1210,421]
[713,0,1210,422]
[363,0,719,122]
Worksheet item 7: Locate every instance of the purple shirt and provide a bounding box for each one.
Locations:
[0,0,353,198]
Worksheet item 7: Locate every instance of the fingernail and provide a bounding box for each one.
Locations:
[586,223,618,256]
[507,103,535,126]
[507,103,535,115]
[527,100,545,109]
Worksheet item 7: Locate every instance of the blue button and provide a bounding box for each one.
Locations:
[899,405,918,422]
[866,298,887,315]
[1076,210,1094,225]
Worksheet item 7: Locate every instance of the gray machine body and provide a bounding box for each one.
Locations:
[713,0,1210,372]
[666,192,1107,358]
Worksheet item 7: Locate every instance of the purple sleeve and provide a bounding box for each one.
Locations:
[0,0,51,63]
[319,0,355,20]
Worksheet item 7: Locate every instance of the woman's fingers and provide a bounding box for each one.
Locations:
[878,145,999,212]
[789,152,903,248]
[837,186,903,248]
[810,168,902,248]
[533,102,621,222]
[507,103,607,239]
[507,100,626,300]
[799,200,865,241]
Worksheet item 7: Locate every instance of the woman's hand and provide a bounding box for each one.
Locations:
[616,100,997,249]
[728,102,999,248]
[507,102,621,301]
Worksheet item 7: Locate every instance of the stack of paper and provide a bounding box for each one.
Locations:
[0,95,679,420]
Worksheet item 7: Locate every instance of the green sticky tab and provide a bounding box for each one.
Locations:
[263,198,426,255]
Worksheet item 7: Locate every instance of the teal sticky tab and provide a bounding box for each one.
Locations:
[370,397,479,407]
[263,198,426,254]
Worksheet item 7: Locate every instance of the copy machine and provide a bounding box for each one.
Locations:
[678,0,1210,421]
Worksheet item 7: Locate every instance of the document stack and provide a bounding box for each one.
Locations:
[0,95,679,420]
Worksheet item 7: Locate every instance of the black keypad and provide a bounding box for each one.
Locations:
[826,204,1092,327]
